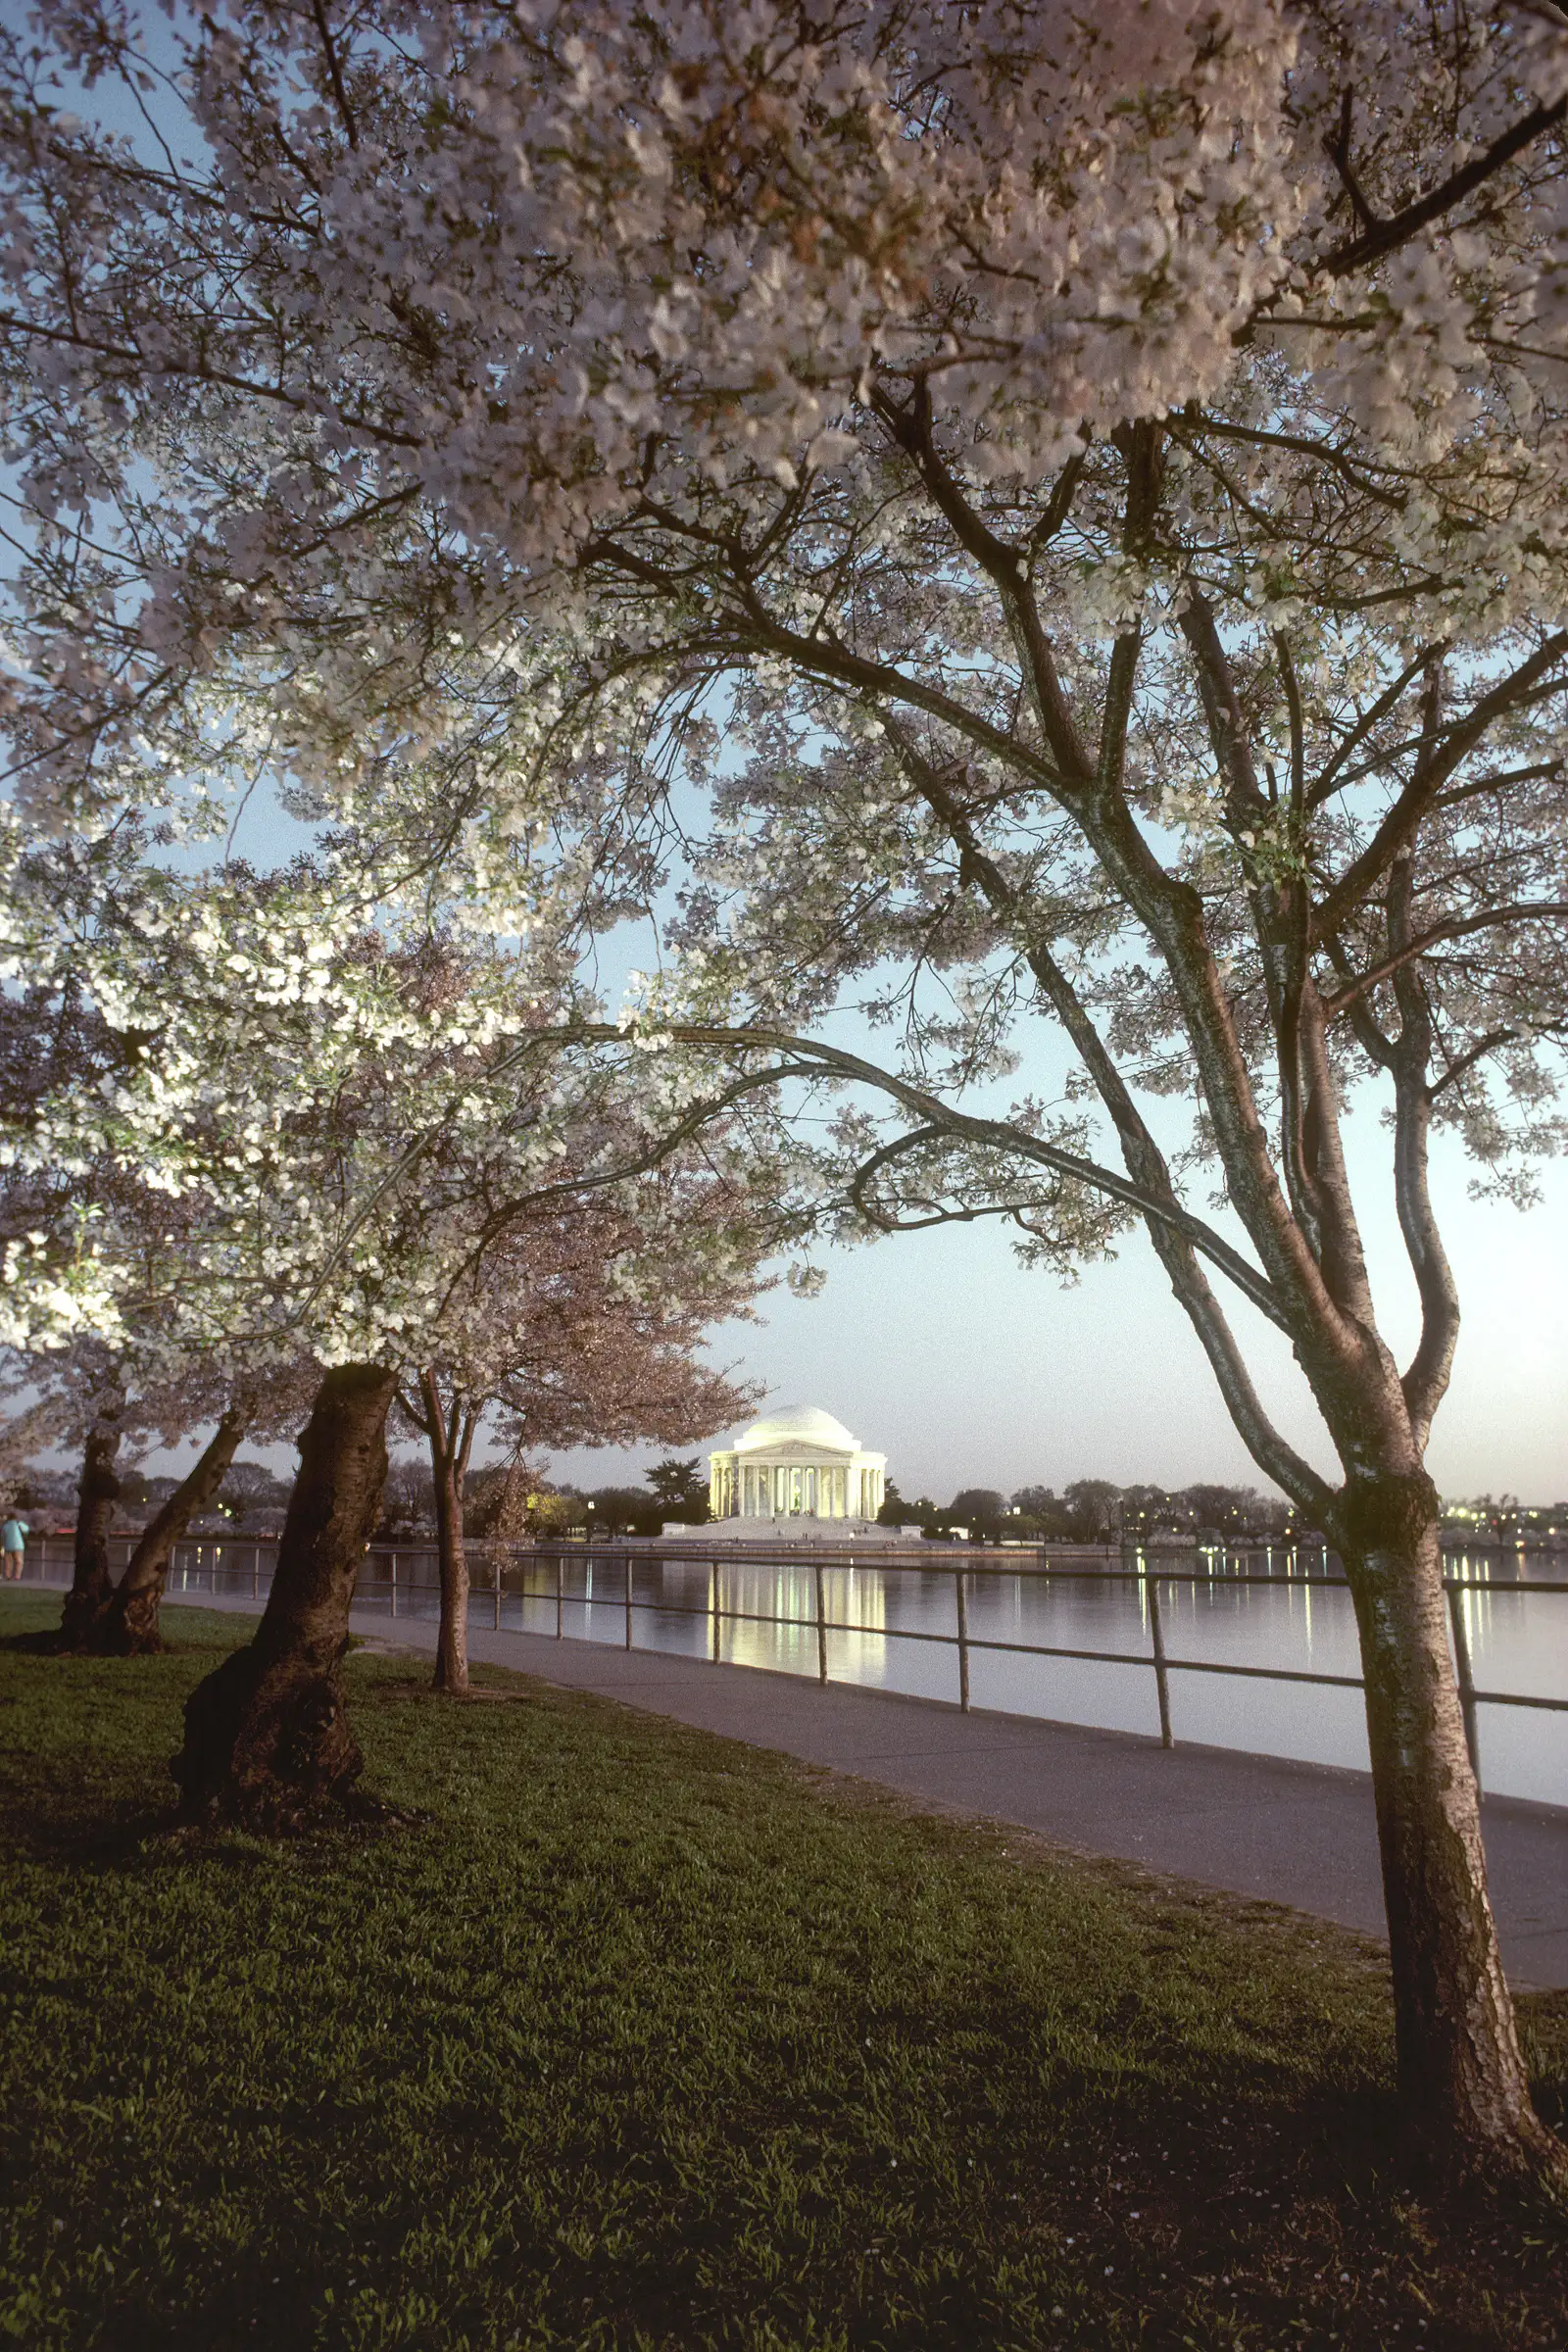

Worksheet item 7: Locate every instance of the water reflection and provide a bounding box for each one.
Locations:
[32,1536,1558,1806]
[500,1544,1564,1806]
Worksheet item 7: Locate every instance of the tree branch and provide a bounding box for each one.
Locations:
[309,0,359,149]
[1306,645,1444,811]
[836,1124,1339,1527]
[398,1381,435,1439]
[1274,631,1306,816]
[517,1012,1285,1327]
[847,1125,1087,1235]
[1312,632,1568,937]
[870,381,1096,780]
[418,1366,452,1471]
[1321,900,1568,1016]
[1386,852,1461,1443]
[1183,594,1377,1321]
[1322,87,1382,233]
[1315,94,1567,279]
[1428,1027,1520,1100]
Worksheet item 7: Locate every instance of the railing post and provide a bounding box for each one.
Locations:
[814,1559,829,1686]
[710,1559,720,1663]
[1148,1572,1174,1749]
[494,1549,501,1631]
[556,1550,564,1640]
[252,1544,259,1601]
[956,1570,970,1713]
[1446,1582,1483,1791]
[625,1551,635,1650]
[389,1552,397,1620]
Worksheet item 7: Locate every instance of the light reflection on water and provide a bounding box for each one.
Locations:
[490,1546,1565,1806]
[99,1534,1560,1807]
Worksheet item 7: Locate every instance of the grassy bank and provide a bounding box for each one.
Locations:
[1,1591,1564,2351]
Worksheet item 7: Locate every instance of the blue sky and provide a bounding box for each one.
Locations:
[544,1108,1568,1508]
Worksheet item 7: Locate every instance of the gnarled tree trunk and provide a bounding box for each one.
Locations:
[419,1368,478,1694]
[56,1401,124,1652]
[1335,1469,1563,2179]
[89,1394,255,1655]
[172,1363,397,1831]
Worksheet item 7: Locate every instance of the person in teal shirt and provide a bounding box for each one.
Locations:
[1,1515,28,1580]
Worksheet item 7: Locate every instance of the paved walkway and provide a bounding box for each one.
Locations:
[150,1589,1568,1987]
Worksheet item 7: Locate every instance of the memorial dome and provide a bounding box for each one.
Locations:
[709,1403,887,1528]
[734,1404,858,1455]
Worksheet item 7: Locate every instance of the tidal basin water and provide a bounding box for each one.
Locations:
[112,1531,1561,1807]
[483,1546,1566,1807]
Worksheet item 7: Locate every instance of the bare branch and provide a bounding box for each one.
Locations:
[1315,94,1567,279]
[310,0,360,149]
[1428,1027,1520,1100]
[1312,633,1568,937]
[1322,901,1568,1017]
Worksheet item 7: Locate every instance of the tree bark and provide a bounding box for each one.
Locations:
[431,1446,468,1692]
[419,1367,477,1694]
[171,1364,397,1831]
[55,1402,124,1651]
[88,1394,255,1655]
[1335,1470,1566,2182]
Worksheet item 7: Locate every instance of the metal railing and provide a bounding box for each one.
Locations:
[15,1537,1565,1796]
[520,1548,1566,1795]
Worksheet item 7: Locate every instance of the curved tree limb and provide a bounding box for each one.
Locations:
[1386,853,1461,1444]
[1321,901,1568,1017]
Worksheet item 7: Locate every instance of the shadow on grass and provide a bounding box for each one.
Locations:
[3,1773,433,1874]
[0,1623,69,1655]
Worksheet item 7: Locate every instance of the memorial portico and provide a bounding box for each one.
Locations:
[708,1405,887,1531]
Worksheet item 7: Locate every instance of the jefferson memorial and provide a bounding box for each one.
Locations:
[702,1405,893,1541]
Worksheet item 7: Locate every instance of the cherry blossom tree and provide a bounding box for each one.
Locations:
[5,0,1568,2176]
[399,1173,765,1693]
[0,909,340,1647]
[162,999,786,1817]
[0,941,247,1643]
[1,826,793,1808]
[0,1338,315,1652]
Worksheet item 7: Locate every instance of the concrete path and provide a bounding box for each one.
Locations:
[157,1590,1568,1987]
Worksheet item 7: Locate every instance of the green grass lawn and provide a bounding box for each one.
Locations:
[1,1591,1564,2351]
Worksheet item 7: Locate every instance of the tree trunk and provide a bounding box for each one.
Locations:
[431,1447,469,1692]
[171,1364,397,1831]
[55,1405,123,1651]
[420,1369,476,1694]
[1337,1470,1567,2182]
[90,1395,255,1655]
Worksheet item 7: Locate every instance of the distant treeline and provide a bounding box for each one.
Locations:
[2,1453,711,1544]
[878,1483,1568,1545]
[10,1456,1562,1550]
[881,1479,1294,1544]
